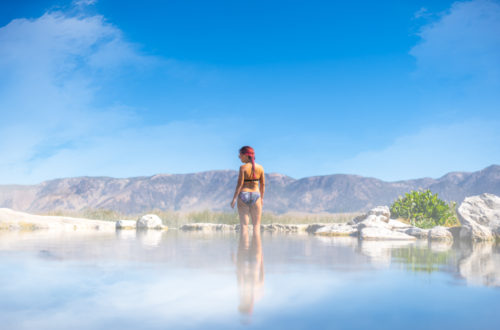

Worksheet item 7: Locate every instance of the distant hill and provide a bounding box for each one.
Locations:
[0,165,499,214]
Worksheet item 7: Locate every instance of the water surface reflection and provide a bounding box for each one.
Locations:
[236,228,264,316]
[0,230,499,329]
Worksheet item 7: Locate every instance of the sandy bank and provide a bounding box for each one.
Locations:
[0,208,115,232]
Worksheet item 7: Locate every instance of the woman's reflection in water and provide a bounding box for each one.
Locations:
[236,226,264,317]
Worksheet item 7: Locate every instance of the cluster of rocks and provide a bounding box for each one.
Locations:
[312,193,500,243]
[116,214,167,231]
[311,206,429,241]
[179,223,309,232]
[178,193,500,244]
[180,223,236,231]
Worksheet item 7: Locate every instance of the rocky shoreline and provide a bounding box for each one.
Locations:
[0,208,167,232]
[179,193,500,244]
[0,208,116,232]
[1,193,499,244]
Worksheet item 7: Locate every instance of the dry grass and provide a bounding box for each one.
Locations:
[39,208,362,228]
[42,208,124,221]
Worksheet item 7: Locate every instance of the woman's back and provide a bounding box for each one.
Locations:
[241,163,264,192]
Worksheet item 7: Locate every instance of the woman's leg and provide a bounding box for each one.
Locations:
[249,197,262,232]
[237,197,251,230]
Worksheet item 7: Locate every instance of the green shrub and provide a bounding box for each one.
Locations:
[390,190,459,229]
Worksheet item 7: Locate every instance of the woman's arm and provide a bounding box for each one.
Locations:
[259,169,265,205]
[231,167,245,208]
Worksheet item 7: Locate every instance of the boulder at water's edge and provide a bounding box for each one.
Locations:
[137,214,164,230]
[457,193,500,242]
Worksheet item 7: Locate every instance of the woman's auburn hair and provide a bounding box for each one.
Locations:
[239,146,256,179]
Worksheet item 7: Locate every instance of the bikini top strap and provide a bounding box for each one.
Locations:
[244,166,260,182]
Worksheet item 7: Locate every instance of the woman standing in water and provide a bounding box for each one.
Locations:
[231,146,265,231]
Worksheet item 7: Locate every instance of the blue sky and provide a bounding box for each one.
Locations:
[0,0,499,184]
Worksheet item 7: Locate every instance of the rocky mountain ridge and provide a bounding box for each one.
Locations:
[0,165,498,214]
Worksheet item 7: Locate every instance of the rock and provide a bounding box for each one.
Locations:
[314,223,358,237]
[115,220,136,230]
[261,224,309,232]
[359,227,417,240]
[306,224,327,233]
[457,193,500,242]
[428,226,453,242]
[357,215,392,230]
[404,227,429,239]
[388,219,412,230]
[180,223,236,231]
[137,214,164,230]
[218,224,237,231]
[458,193,500,227]
[447,226,462,240]
[459,224,494,242]
[348,214,365,225]
[350,206,390,225]
[367,206,391,221]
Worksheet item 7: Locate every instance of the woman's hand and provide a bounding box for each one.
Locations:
[261,198,264,207]
[231,199,236,209]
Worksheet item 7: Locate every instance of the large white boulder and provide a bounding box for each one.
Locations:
[457,193,500,242]
[314,223,358,236]
[357,214,392,230]
[350,206,391,225]
[428,226,453,242]
[367,206,391,221]
[359,227,417,240]
[459,223,494,242]
[137,214,164,230]
[388,219,413,230]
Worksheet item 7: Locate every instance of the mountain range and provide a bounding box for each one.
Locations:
[0,165,499,214]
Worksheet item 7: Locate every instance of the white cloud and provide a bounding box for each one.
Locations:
[410,0,500,82]
[0,6,231,185]
[413,7,430,19]
[13,118,249,183]
[0,11,146,113]
[0,10,157,183]
[356,0,500,181]
[328,120,500,181]
[73,0,98,6]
